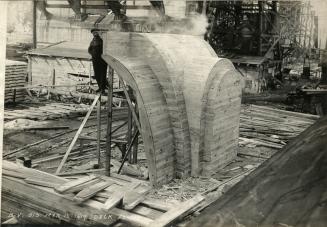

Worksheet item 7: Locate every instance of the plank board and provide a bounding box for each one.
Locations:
[147,194,204,227]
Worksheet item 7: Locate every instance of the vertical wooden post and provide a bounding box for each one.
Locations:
[118,130,139,174]
[105,66,114,176]
[320,41,327,115]
[89,62,92,93]
[28,56,32,85]
[298,5,303,47]
[32,0,37,48]
[132,102,139,164]
[52,68,56,88]
[126,98,133,163]
[258,1,263,56]
[97,94,101,166]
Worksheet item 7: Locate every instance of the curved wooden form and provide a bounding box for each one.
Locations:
[103,32,243,186]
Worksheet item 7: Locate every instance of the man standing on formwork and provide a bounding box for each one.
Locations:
[88,28,108,93]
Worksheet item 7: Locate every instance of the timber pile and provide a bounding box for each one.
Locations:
[4,102,91,121]
[239,104,319,149]
[2,161,204,227]
[5,60,27,103]
[3,113,128,162]
[187,116,327,227]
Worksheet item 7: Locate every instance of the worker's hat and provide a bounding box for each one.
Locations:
[91,28,100,33]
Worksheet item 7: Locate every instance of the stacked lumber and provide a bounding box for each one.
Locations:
[4,102,90,121]
[2,161,204,227]
[239,105,319,149]
[5,60,27,103]
[4,103,128,121]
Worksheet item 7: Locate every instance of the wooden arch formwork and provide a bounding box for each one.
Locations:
[102,32,243,187]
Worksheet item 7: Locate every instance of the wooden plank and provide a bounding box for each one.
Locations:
[2,176,117,226]
[3,161,67,184]
[24,178,60,188]
[55,175,98,193]
[22,126,70,131]
[103,182,140,211]
[2,169,26,179]
[55,95,100,174]
[57,168,105,176]
[48,88,123,103]
[110,208,153,226]
[141,199,173,212]
[132,205,164,220]
[2,217,18,224]
[105,66,114,176]
[146,194,205,227]
[108,172,132,183]
[123,192,146,210]
[97,175,126,186]
[64,178,103,194]
[74,181,114,204]
[102,191,124,211]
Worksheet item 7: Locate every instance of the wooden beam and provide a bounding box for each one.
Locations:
[57,169,105,176]
[141,199,172,212]
[124,192,146,210]
[102,182,140,211]
[32,0,37,48]
[118,130,139,174]
[146,194,204,227]
[110,208,153,226]
[74,181,114,204]
[2,176,117,226]
[105,66,114,176]
[51,68,56,88]
[5,84,89,91]
[47,88,124,103]
[55,95,100,174]
[45,4,150,10]
[55,175,98,193]
[24,178,60,188]
[127,100,133,163]
[132,102,139,164]
[97,96,101,166]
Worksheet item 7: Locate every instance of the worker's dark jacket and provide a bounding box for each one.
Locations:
[88,35,104,60]
[88,35,108,90]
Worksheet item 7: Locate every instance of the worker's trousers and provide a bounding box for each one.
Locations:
[92,58,108,91]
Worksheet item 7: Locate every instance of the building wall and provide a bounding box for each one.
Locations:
[30,56,92,91]
[163,0,187,18]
